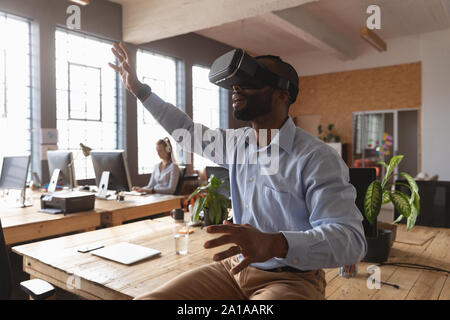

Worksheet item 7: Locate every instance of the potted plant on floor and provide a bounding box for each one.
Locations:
[363,155,420,262]
[187,174,231,226]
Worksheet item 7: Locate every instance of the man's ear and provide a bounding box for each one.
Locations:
[277,89,290,105]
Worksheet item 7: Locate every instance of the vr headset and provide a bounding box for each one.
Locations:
[208,49,299,103]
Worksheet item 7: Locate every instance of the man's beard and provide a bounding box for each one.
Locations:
[233,89,274,121]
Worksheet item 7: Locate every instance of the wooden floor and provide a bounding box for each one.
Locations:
[324,224,450,300]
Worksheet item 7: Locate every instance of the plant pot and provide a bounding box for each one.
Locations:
[362,229,392,263]
[378,222,397,248]
[202,208,226,226]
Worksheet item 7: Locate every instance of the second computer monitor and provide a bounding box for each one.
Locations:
[90,150,132,192]
[47,150,75,188]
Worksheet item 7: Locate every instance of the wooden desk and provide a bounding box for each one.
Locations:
[95,194,184,227]
[0,192,103,246]
[12,222,450,300]
[13,216,225,300]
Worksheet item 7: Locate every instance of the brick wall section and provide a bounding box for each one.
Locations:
[289,62,422,166]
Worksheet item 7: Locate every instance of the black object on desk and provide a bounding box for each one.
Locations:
[40,191,95,214]
[171,208,185,221]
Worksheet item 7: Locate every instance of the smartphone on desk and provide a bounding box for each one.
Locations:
[77,244,104,253]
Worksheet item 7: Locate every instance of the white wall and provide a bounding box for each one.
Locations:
[285,29,450,180]
[421,29,450,180]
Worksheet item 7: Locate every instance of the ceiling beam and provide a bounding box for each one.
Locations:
[115,0,319,44]
[261,6,356,60]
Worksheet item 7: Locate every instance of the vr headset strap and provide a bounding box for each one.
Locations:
[255,67,298,103]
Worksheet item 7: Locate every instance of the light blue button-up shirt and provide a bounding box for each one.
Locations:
[143,93,367,271]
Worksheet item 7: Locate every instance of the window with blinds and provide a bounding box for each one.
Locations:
[136,49,180,174]
[354,113,383,155]
[55,28,118,180]
[0,12,32,159]
[192,65,223,170]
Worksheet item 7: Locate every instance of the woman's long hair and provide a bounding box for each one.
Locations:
[157,137,178,165]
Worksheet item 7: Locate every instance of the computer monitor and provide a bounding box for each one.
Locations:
[205,166,230,199]
[349,168,377,238]
[90,150,132,192]
[0,155,30,190]
[47,150,76,188]
[0,155,31,207]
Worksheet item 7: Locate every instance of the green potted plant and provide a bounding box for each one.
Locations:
[363,155,420,262]
[187,174,231,226]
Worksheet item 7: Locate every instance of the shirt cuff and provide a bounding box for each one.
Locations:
[274,231,317,270]
[142,92,165,111]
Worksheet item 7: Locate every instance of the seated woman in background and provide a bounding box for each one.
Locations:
[132,138,180,195]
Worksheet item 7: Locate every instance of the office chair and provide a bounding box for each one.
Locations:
[0,218,55,300]
[174,166,186,195]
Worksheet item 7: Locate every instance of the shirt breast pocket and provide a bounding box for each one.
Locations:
[261,185,294,227]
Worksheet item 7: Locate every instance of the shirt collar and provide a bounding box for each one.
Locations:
[271,116,296,155]
[245,116,296,155]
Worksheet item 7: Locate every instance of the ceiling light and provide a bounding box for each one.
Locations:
[70,0,90,6]
[360,27,387,52]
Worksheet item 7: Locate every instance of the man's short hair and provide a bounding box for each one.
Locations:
[254,55,299,107]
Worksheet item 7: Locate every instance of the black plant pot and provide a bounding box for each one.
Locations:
[203,208,226,226]
[362,229,392,263]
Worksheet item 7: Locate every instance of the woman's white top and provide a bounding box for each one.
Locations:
[145,162,180,195]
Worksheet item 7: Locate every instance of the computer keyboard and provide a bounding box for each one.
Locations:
[123,191,145,196]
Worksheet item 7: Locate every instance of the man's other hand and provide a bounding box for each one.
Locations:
[204,221,289,275]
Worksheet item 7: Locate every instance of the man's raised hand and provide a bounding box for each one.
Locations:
[108,42,142,96]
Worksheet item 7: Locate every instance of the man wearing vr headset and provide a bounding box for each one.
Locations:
[110,42,366,300]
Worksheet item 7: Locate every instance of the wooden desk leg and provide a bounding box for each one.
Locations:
[100,212,122,227]
[111,216,124,227]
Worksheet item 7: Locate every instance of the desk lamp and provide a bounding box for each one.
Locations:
[68,143,92,190]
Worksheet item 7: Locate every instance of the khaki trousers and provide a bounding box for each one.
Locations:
[135,256,326,300]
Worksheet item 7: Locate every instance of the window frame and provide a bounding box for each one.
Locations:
[0,11,33,166]
[67,61,103,122]
[191,63,228,169]
[55,27,120,181]
[1,49,6,118]
[136,48,184,175]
